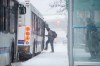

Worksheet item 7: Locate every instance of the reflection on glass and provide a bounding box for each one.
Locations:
[73,0,100,62]
[86,18,100,59]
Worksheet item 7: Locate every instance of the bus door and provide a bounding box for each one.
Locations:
[68,0,100,66]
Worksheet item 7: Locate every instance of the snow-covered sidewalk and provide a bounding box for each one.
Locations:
[12,43,69,66]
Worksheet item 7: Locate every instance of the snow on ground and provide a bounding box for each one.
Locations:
[12,43,69,66]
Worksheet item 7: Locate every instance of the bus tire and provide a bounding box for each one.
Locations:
[17,52,19,61]
[9,41,14,64]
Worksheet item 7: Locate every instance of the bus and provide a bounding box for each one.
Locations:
[68,0,100,66]
[0,0,26,66]
[17,2,45,60]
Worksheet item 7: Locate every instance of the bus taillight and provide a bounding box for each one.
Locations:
[25,26,30,31]
[26,32,30,35]
[25,35,30,40]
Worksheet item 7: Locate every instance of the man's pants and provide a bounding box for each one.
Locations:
[45,40,54,52]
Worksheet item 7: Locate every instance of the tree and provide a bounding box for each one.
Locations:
[49,0,68,14]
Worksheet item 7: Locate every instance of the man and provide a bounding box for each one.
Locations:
[45,28,56,52]
[86,18,100,59]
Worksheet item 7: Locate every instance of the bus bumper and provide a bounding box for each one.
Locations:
[19,52,32,61]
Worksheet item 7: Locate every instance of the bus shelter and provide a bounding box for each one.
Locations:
[68,0,100,66]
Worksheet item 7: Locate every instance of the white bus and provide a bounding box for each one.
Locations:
[0,0,26,66]
[17,2,45,60]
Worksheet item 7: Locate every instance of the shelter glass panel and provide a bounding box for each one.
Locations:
[73,0,100,62]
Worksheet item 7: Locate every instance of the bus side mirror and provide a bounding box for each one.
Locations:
[19,4,26,14]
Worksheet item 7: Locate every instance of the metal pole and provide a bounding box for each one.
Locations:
[68,0,74,66]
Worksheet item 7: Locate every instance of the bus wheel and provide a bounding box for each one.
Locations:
[33,40,36,57]
[9,41,14,64]
[16,52,19,61]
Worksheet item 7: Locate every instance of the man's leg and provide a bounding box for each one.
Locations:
[45,40,49,50]
[50,40,54,52]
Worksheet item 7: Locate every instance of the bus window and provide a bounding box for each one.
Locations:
[39,20,42,36]
[34,15,37,34]
[19,4,26,14]
[40,20,44,36]
[9,1,18,33]
[35,16,38,35]
[31,12,35,33]
[0,0,9,33]
[10,12,15,33]
[41,21,44,36]
[38,19,41,35]
[0,6,4,32]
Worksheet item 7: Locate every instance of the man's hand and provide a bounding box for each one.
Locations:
[45,35,48,37]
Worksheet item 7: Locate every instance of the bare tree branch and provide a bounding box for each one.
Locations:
[49,0,68,14]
